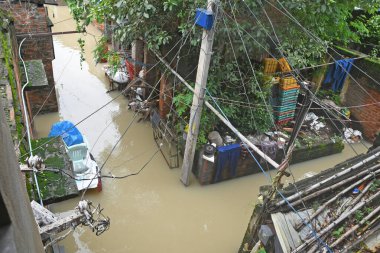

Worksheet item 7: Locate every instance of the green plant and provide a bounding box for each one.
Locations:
[172,86,219,147]
[77,38,86,68]
[93,36,109,64]
[316,89,341,105]
[355,210,364,222]
[331,134,343,144]
[257,247,266,253]
[106,51,122,75]
[369,179,380,192]
[311,201,320,211]
[364,207,373,215]
[332,226,345,238]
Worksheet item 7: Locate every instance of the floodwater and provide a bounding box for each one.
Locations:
[33,6,369,253]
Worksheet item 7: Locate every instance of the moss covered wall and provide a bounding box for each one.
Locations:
[0,29,27,156]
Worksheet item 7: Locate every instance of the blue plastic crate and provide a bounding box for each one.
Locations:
[274,104,296,112]
[277,100,297,106]
[279,89,299,97]
[278,96,298,103]
[274,113,295,120]
[195,8,214,30]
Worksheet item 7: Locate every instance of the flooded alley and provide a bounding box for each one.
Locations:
[31,5,370,253]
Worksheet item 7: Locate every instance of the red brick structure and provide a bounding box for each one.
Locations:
[342,58,380,140]
[11,3,55,85]
[7,2,58,117]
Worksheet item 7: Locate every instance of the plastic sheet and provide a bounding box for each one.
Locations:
[48,121,84,147]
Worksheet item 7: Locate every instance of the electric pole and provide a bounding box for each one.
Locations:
[180,0,217,186]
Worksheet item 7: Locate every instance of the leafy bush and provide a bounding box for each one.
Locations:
[332,227,345,238]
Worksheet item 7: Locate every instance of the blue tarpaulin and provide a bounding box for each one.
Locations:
[214,143,241,182]
[48,121,84,147]
[323,59,354,92]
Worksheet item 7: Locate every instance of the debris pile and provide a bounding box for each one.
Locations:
[240,147,380,253]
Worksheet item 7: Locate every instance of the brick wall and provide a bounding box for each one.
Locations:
[6,2,58,115]
[25,87,58,118]
[10,3,55,86]
[341,58,380,141]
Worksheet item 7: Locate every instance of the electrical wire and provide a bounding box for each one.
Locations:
[101,148,161,179]
[224,3,356,247]
[229,2,369,153]
[254,1,374,169]
[266,0,380,95]
[19,37,43,206]
[52,17,73,25]
[255,0,372,151]
[80,12,206,196]
[204,85,333,252]
[257,0,371,162]
[14,49,75,151]
[18,14,201,160]
[220,10,257,129]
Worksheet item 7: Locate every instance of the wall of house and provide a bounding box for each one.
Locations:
[25,87,58,117]
[0,97,44,253]
[341,56,380,141]
[10,3,55,85]
[6,3,58,117]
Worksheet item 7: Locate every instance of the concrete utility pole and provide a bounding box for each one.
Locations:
[153,53,280,173]
[181,0,217,186]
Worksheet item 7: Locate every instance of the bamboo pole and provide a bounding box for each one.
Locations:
[359,215,380,235]
[291,164,380,210]
[292,190,380,253]
[295,167,380,230]
[307,234,328,253]
[330,205,380,248]
[276,151,380,207]
[341,224,380,253]
[344,180,374,213]
[290,165,380,207]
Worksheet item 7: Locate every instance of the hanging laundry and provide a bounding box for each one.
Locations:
[323,58,354,92]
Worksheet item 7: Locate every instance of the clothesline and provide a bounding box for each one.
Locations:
[298,55,368,71]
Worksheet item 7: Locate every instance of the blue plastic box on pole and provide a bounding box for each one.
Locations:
[195,8,214,30]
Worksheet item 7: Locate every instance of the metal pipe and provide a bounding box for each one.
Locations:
[16,30,81,38]
[19,38,43,206]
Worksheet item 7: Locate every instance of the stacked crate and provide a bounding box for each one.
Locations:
[263,58,279,74]
[273,77,299,124]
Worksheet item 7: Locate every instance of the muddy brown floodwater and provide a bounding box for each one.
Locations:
[32,5,369,253]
